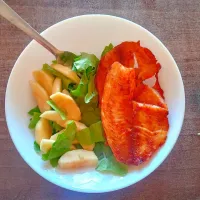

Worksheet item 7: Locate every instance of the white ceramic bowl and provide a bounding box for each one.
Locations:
[5,15,185,193]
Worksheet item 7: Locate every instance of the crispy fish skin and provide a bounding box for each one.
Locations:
[153,71,164,98]
[134,83,167,109]
[101,62,169,165]
[101,62,136,163]
[126,126,167,165]
[95,41,161,105]
[96,42,140,105]
[98,42,169,165]
[132,101,169,132]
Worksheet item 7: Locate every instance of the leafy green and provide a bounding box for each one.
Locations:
[70,53,99,103]
[42,152,49,161]
[94,142,112,159]
[76,127,93,146]
[50,121,63,135]
[101,43,113,58]
[42,121,76,161]
[50,157,60,167]
[72,53,99,75]
[34,141,40,153]
[81,107,100,126]
[94,142,128,176]
[96,156,128,176]
[74,143,83,149]
[85,75,97,103]
[76,97,100,126]
[47,100,67,120]
[90,121,105,143]
[52,60,57,64]
[93,142,105,159]
[28,113,41,129]
[68,83,76,92]
[43,64,72,89]
[70,73,88,97]
[28,106,40,116]
[57,51,77,67]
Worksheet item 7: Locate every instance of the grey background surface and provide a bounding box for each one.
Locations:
[0,0,200,199]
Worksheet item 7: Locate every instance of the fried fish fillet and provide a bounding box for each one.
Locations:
[101,62,169,165]
[101,62,136,164]
[95,41,161,104]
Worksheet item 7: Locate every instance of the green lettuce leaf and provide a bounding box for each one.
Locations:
[101,43,113,58]
[28,113,41,129]
[72,53,99,75]
[90,121,105,143]
[47,100,67,120]
[93,142,105,159]
[57,51,77,67]
[71,53,99,104]
[52,60,57,64]
[94,142,128,176]
[34,141,40,153]
[85,75,97,103]
[50,157,60,167]
[70,73,88,97]
[76,127,93,146]
[43,64,72,89]
[42,121,76,161]
[74,143,83,149]
[76,97,100,126]
[28,106,40,116]
[81,107,100,126]
[96,156,128,176]
[50,121,63,135]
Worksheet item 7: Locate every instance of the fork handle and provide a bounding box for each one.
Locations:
[0,0,62,56]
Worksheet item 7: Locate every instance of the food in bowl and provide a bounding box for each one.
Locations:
[28,41,169,176]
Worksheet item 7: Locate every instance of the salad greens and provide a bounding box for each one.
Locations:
[75,121,104,146]
[28,106,41,129]
[47,100,67,120]
[94,143,128,176]
[28,44,129,176]
[58,51,77,67]
[72,53,99,75]
[96,156,128,176]
[50,157,60,168]
[28,106,40,116]
[74,143,83,149]
[71,53,99,104]
[50,121,63,135]
[28,112,41,129]
[76,128,93,146]
[43,64,72,89]
[81,107,100,126]
[42,121,76,161]
[85,75,97,104]
[90,121,105,143]
[76,97,100,126]
[34,141,40,153]
[101,43,113,58]
[70,73,88,97]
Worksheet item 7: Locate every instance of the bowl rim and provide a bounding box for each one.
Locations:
[5,14,185,193]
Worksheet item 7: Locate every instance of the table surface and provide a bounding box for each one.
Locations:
[1,0,200,199]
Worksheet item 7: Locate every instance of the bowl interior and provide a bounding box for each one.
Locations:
[5,15,185,193]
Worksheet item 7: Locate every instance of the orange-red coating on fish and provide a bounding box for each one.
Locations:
[101,62,136,164]
[133,84,167,109]
[98,42,169,165]
[95,41,161,105]
[101,63,168,164]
